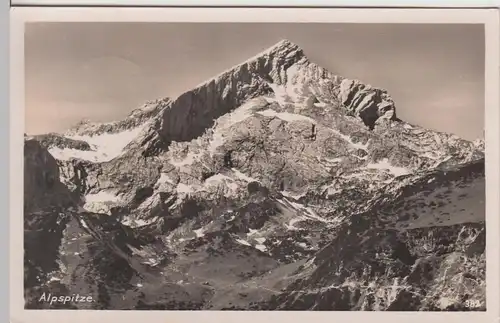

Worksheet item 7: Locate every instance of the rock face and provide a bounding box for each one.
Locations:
[24,40,486,311]
[24,139,79,308]
[156,40,396,146]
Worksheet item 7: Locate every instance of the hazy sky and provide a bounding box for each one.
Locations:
[25,23,485,140]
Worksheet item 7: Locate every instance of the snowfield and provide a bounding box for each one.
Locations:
[48,125,146,162]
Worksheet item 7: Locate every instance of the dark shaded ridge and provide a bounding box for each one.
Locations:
[23,139,79,308]
[155,41,307,146]
[34,133,93,151]
[158,75,275,145]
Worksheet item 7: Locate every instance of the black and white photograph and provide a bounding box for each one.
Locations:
[17,8,496,314]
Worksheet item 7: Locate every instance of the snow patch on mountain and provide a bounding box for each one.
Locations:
[366,158,411,177]
[232,168,260,183]
[176,183,195,195]
[158,173,175,184]
[281,190,307,200]
[204,174,240,194]
[236,238,252,246]
[82,190,124,215]
[329,128,370,151]
[169,149,204,171]
[207,100,259,155]
[49,125,146,162]
[122,216,160,228]
[278,198,330,224]
[255,244,268,252]
[194,228,205,238]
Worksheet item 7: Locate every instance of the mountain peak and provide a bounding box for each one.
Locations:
[190,39,305,91]
[252,38,304,61]
[267,39,302,52]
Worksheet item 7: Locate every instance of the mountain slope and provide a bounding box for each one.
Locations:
[24,39,485,311]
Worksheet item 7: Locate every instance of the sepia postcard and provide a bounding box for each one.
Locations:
[9,6,500,323]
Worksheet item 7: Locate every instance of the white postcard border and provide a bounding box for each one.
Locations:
[9,6,500,323]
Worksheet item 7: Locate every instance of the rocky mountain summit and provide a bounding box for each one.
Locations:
[24,40,485,311]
